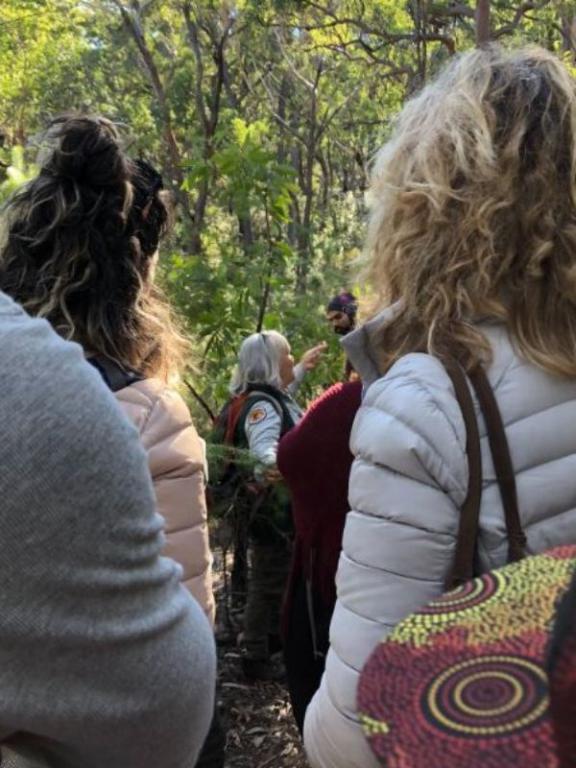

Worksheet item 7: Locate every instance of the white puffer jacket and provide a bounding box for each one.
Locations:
[304,321,576,768]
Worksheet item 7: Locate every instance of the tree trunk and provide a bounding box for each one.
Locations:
[182,5,232,254]
[276,74,291,165]
[412,0,428,87]
[238,214,255,257]
[256,268,273,333]
[189,176,209,256]
[476,0,491,47]
[295,62,322,294]
[561,14,576,59]
[112,2,187,202]
[295,143,315,293]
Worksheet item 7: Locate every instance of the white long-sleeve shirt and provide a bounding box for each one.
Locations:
[243,372,305,472]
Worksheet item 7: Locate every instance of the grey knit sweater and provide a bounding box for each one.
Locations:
[0,293,215,767]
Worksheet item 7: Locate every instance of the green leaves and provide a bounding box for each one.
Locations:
[0,0,569,428]
[0,146,36,203]
[0,0,91,139]
[212,118,296,223]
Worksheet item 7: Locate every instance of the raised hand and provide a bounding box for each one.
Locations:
[299,341,328,371]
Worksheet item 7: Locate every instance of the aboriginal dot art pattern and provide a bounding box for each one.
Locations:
[357,546,576,768]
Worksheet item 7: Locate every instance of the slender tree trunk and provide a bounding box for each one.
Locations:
[288,144,301,250]
[276,73,291,165]
[561,14,576,59]
[112,1,187,206]
[476,0,492,47]
[317,150,330,213]
[238,214,255,257]
[182,4,232,254]
[295,142,315,293]
[295,62,322,294]
[256,269,273,333]
[190,176,209,255]
[256,205,275,332]
[412,0,427,87]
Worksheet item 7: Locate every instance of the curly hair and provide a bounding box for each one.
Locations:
[0,114,189,380]
[366,46,576,376]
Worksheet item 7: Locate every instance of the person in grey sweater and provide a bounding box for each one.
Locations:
[0,290,216,767]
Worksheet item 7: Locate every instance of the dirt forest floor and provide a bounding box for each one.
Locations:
[213,549,309,768]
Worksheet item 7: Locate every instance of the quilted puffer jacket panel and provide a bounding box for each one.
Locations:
[117,379,215,625]
[304,323,576,768]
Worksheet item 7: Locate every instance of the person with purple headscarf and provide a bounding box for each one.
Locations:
[326,291,358,336]
[326,291,358,380]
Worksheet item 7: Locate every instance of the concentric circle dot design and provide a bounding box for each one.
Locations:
[422,655,549,737]
[420,572,505,615]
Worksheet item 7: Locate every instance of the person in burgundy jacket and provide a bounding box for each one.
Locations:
[277,378,362,732]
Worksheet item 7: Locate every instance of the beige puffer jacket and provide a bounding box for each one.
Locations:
[117,379,215,625]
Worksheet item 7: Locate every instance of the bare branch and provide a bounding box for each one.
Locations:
[317,83,362,137]
[428,3,475,20]
[110,0,185,188]
[182,2,210,134]
[293,0,456,52]
[272,30,315,90]
[259,75,308,146]
[493,1,552,39]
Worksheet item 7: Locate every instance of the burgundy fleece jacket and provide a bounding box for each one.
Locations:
[277,380,362,603]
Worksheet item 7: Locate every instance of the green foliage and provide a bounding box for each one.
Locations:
[0,0,570,425]
[0,0,91,141]
[213,119,297,223]
[0,146,36,203]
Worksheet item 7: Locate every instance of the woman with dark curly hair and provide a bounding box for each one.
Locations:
[0,115,222,765]
[0,114,214,622]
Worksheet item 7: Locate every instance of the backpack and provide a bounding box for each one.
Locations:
[207,386,294,522]
[358,545,576,767]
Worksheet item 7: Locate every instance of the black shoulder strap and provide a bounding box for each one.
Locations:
[469,367,527,563]
[441,358,526,590]
[442,359,483,589]
[88,355,144,393]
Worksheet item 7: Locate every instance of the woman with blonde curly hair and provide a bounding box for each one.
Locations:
[304,46,576,768]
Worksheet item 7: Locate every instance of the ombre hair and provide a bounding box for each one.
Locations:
[0,114,189,381]
[365,46,576,376]
[230,331,290,394]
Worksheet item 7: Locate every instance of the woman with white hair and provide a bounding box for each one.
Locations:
[228,330,325,681]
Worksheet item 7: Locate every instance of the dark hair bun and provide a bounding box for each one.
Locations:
[42,115,130,189]
[130,159,168,258]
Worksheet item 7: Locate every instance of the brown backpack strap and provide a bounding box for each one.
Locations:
[468,367,527,563]
[441,359,483,590]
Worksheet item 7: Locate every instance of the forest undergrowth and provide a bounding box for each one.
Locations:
[213,549,308,768]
